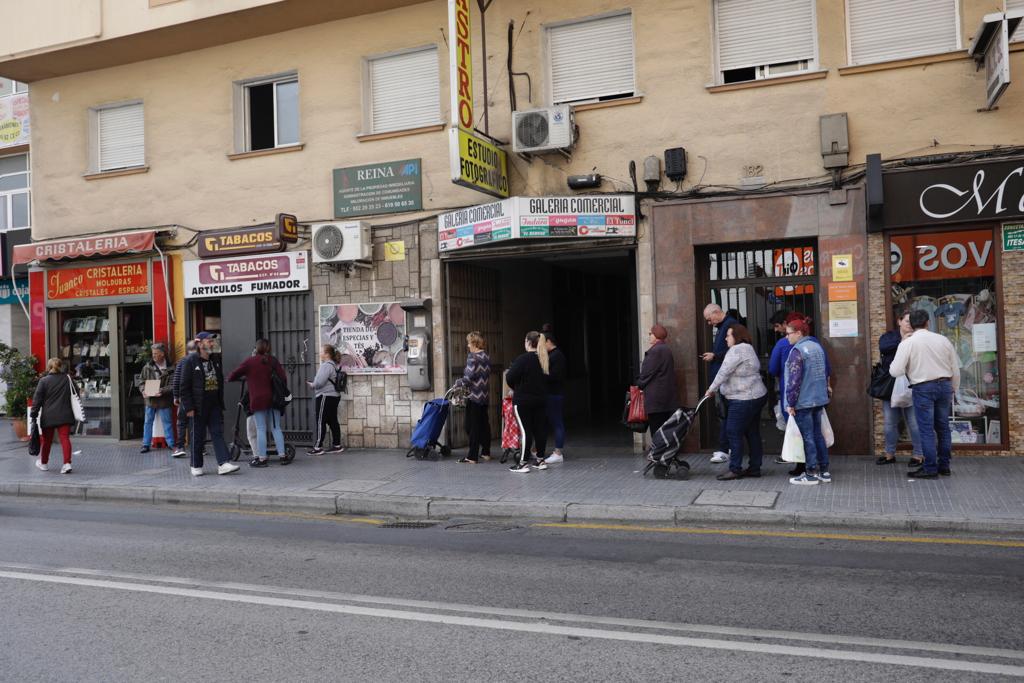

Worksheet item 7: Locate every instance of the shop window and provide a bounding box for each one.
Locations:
[0,153,30,231]
[714,0,817,84]
[889,228,1003,446]
[0,78,27,97]
[235,73,300,152]
[91,101,145,172]
[547,11,635,104]
[59,308,113,436]
[364,46,440,134]
[846,0,960,66]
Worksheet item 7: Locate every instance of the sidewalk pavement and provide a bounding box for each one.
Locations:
[2,437,1024,536]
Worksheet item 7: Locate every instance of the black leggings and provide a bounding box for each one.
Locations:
[465,401,492,460]
[314,395,342,448]
[514,402,548,466]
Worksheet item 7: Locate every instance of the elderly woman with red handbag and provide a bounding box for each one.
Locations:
[636,324,678,437]
[30,358,80,474]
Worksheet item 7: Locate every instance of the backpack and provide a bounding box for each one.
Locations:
[270,357,291,414]
[330,362,348,393]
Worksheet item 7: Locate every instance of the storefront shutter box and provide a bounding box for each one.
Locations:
[847,0,960,66]
[548,12,635,104]
[98,103,145,171]
[714,0,816,73]
[369,47,440,133]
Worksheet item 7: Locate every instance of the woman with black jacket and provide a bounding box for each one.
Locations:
[30,358,78,474]
[542,325,567,464]
[637,324,678,436]
[506,330,549,473]
[877,309,923,467]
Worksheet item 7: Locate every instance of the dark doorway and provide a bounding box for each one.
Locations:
[119,305,153,439]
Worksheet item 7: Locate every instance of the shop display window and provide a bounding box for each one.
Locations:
[889,228,1002,446]
[58,308,112,436]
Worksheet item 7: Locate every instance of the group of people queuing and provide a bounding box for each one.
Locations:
[454,325,567,473]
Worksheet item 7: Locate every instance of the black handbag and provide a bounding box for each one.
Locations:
[28,417,40,457]
[867,363,895,401]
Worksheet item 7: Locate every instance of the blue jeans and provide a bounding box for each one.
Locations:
[911,379,953,474]
[725,395,767,474]
[143,405,175,448]
[546,394,565,450]
[882,400,922,456]
[794,406,829,473]
[252,408,285,460]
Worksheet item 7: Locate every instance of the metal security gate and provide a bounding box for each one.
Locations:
[260,292,315,443]
[697,240,819,451]
[444,262,504,448]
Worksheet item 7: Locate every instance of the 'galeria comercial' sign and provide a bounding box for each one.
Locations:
[184,251,310,298]
[438,196,636,252]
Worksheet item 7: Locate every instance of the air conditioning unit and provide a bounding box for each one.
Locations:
[311,221,371,263]
[512,104,575,154]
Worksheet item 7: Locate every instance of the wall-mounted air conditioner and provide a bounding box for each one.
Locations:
[512,104,575,154]
[310,221,371,263]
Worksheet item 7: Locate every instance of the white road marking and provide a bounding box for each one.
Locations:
[0,568,1022,676]
[0,561,1019,663]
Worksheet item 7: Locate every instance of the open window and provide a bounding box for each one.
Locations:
[714,0,818,84]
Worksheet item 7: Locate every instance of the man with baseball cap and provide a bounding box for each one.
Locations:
[179,332,240,476]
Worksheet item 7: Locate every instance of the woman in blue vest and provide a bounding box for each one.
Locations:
[783,317,831,485]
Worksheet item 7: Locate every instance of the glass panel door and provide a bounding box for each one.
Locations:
[120,306,153,439]
[58,308,113,436]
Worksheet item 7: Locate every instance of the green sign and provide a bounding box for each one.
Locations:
[1003,223,1024,251]
[333,158,422,218]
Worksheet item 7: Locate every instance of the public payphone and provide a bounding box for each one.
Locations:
[401,299,432,392]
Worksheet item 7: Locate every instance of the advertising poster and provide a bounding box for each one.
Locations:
[320,302,407,375]
[0,93,30,148]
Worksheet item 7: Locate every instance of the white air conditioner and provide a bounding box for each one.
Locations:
[512,104,575,154]
[311,221,371,263]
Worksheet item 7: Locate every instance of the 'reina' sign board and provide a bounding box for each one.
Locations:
[184,251,309,298]
[438,196,636,251]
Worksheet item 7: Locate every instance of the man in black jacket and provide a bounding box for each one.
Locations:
[179,332,239,476]
[171,340,196,458]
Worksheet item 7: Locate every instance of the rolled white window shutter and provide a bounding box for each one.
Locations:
[1008,0,1024,41]
[847,0,960,65]
[370,48,440,133]
[715,0,816,72]
[549,12,635,104]
[98,103,144,171]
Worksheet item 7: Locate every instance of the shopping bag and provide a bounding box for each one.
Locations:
[820,410,835,448]
[622,386,648,433]
[28,416,40,457]
[867,363,895,400]
[67,376,86,423]
[890,375,912,409]
[781,415,805,463]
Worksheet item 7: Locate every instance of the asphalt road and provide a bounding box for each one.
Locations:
[1,499,1022,682]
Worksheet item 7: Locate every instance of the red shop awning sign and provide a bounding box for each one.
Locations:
[13,230,157,266]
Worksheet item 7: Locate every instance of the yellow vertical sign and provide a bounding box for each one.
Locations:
[449,0,473,132]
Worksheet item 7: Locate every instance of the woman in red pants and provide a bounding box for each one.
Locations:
[30,358,78,474]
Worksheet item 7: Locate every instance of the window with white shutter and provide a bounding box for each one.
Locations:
[366,47,440,134]
[846,0,960,66]
[96,102,145,172]
[547,12,635,104]
[1008,0,1024,41]
[714,0,817,84]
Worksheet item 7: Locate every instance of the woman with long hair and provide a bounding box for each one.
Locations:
[30,358,78,474]
[307,343,345,455]
[541,324,567,464]
[228,338,289,467]
[876,309,923,467]
[505,331,549,473]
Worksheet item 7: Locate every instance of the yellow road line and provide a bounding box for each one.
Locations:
[532,522,1024,548]
[201,508,385,525]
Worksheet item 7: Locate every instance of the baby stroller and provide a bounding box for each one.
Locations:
[499,394,519,464]
[229,380,296,464]
[643,396,711,480]
[405,384,461,461]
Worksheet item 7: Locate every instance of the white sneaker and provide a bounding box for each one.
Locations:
[35,458,48,471]
[217,462,240,475]
[190,467,204,477]
[60,463,73,474]
[544,453,564,464]
[710,451,729,463]
[530,461,549,471]
[509,463,531,473]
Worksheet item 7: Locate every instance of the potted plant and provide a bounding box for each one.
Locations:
[0,343,40,440]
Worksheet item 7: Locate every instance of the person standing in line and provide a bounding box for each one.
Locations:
[701,304,738,464]
[636,324,678,438]
[542,325,567,464]
[877,309,923,467]
[180,332,240,476]
[506,331,549,473]
[889,309,960,480]
[228,338,289,468]
[456,331,492,465]
[139,342,176,454]
[705,324,768,480]
[30,358,78,474]
[307,344,346,456]
[783,318,832,485]
[171,340,197,459]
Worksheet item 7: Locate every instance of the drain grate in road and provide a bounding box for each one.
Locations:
[379,521,439,529]
[445,522,523,533]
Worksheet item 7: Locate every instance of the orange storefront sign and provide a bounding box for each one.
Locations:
[890,229,994,282]
[773,246,815,296]
[46,261,148,301]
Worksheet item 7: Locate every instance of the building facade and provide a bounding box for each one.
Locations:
[1,0,1022,453]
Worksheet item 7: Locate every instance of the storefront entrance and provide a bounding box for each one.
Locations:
[697,240,820,452]
[443,247,639,451]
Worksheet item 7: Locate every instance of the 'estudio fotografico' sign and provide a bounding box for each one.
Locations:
[184,251,309,298]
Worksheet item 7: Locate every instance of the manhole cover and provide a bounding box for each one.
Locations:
[445,522,523,533]
[379,521,438,529]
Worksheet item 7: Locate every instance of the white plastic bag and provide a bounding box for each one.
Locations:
[820,410,835,448]
[891,375,912,408]
[781,415,805,463]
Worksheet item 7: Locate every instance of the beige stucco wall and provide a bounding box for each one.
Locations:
[21,0,1024,240]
